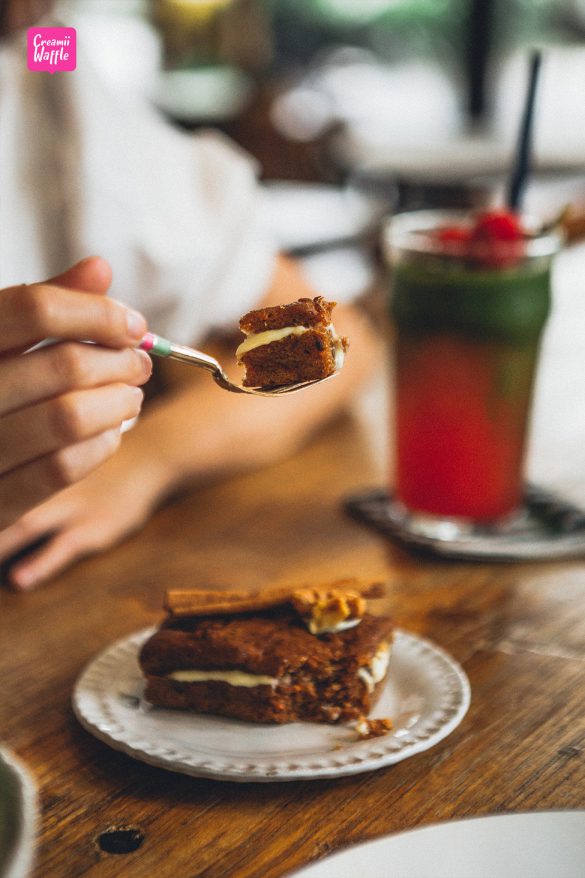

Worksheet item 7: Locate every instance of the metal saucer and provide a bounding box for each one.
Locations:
[344,485,585,562]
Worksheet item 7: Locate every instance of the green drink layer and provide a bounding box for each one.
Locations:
[392,260,551,343]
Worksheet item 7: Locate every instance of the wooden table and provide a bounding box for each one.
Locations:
[2,246,585,878]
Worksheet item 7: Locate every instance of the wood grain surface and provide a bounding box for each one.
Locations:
[2,245,585,878]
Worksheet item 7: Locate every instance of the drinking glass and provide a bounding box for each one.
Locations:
[384,209,562,538]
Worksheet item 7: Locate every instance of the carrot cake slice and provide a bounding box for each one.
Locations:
[139,581,392,724]
[236,296,348,388]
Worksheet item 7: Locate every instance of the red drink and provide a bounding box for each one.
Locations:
[387,210,560,528]
[396,334,538,520]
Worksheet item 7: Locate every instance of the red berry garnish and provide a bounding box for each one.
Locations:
[473,210,523,240]
[470,210,525,268]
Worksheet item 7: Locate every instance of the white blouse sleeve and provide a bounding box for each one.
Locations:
[0,29,277,345]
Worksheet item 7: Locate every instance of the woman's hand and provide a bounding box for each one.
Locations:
[0,257,152,530]
[0,446,163,590]
[0,253,382,589]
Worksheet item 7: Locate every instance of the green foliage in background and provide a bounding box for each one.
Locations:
[262,0,566,74]
[263,0,460,32]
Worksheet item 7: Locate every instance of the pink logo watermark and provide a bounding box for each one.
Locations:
[27,27,76,73]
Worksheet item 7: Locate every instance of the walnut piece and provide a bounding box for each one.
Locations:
[291,588,366,635]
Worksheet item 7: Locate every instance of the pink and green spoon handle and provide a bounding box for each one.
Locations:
[137,332,331,397]
[138,332,172,358]
[137,332,235,381]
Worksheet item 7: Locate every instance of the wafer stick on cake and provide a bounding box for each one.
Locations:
[164,578,386,618]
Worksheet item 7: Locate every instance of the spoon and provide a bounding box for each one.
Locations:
[138,332,338,397]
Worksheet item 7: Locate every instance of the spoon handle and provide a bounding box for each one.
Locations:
[138,332,172,357]
[138,332,229,377]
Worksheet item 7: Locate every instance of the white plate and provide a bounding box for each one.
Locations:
[72,628,470,783]
[289,811,585,878]
[0,747,38,878]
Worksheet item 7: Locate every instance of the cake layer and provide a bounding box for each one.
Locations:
[240,330,337,387]
[142,666,388,723]
[141,611,391,677]
[239,297,335,334]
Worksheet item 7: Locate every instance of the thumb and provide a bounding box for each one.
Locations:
[47,256,113,295]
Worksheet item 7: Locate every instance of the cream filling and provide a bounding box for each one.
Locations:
[167,642,388,693]
[236,323,345,371]
[357,642,391,694]
[236,325,309,359]
[327,323,346,371]
[168,669,278,688]
[307,617,361,635]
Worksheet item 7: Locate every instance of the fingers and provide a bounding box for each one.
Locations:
[7,528,92,590]
[0,279,147,355]
[5,515,116,590]
[46,255,113,295]
[0,342,152,417]
[0,256,111,357]
[0,384,143,477]
[0,429,123,532]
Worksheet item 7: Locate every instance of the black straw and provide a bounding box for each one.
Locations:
[506,50,542,212]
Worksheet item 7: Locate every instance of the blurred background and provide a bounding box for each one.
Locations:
[55,0,585,298]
